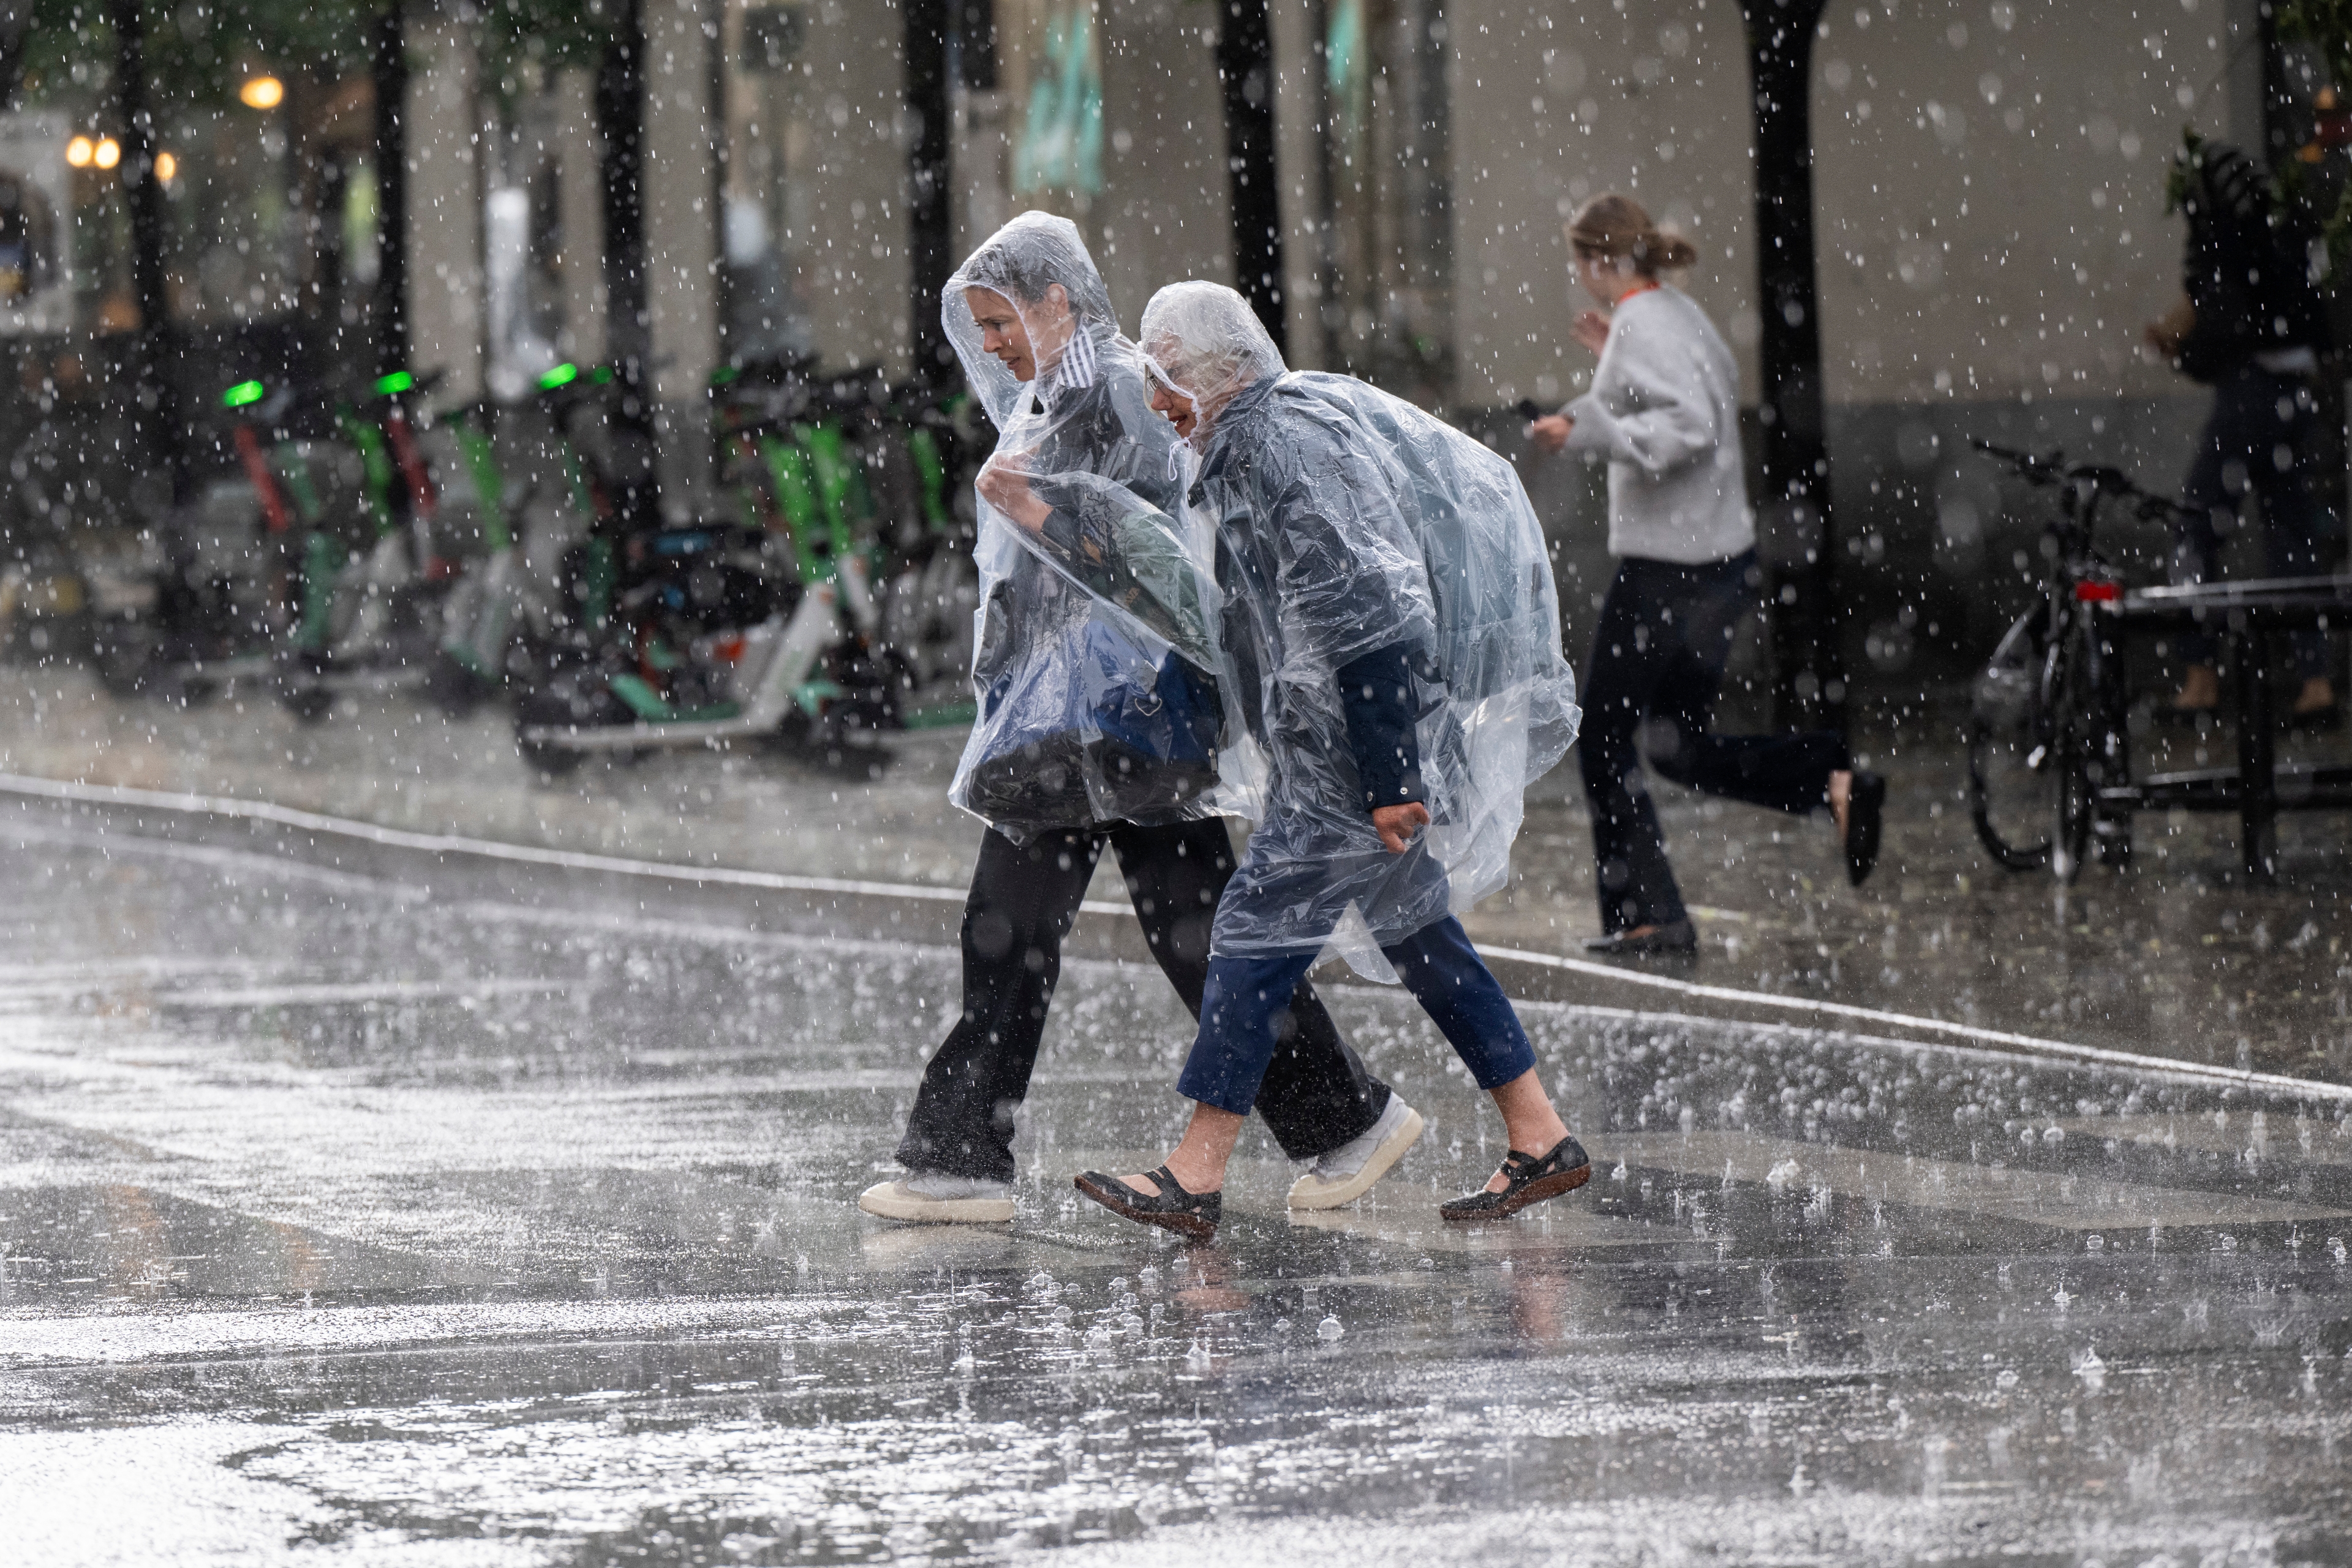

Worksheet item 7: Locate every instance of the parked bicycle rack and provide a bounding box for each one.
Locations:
[2105,573,2352,880]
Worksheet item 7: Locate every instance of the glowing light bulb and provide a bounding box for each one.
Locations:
[239,76,284,110]
[154,151,178,183]
[66,136,93,168]
[93,138,121,170]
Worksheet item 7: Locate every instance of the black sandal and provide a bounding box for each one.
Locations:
[1439,1135,1592,1223]
[1074,1165,1222,1239]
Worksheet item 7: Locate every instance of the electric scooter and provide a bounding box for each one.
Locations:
[427,361,636,721]
[273,369,454,722]
[875,383,982,720]
[84,374,331,699]
[510,371,907,774]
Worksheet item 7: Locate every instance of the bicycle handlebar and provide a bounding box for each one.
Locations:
[1969,436,2195,524]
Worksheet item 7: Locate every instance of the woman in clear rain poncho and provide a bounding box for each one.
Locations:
[1072,281,1591,1238]
[860,217,1424,1227]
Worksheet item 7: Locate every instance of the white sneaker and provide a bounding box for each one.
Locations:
[1287,1096,1424,1210]
[858,1172,1016,1224]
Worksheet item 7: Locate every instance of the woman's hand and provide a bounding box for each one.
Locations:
[977,455,1052,530]
[1371,801,1430,854]
[1570,309,1613,356]
[2145,294,2195,360]
[1528,414,1573,456]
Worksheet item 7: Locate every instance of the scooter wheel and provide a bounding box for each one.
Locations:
[518,736,586,778]
[91,620,158,698]
[281,685,336,724]
[427,652,493,718]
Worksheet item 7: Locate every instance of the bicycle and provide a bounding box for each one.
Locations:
[1966,440,2199,881]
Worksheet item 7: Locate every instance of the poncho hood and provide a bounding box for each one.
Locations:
[943,221,1240,841]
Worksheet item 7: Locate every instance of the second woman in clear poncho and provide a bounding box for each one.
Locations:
[1072,281,1593,1237]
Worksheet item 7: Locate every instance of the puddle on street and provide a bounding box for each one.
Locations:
[4,810,2350,1564]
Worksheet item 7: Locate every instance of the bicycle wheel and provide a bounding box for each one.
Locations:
[1967,609,2053,869]
[2048,620,2095,884]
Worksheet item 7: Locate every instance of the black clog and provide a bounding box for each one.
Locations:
[1581,919,1697,957]
[1439,1134,1592,1223]
[1074,1165,1221,1239]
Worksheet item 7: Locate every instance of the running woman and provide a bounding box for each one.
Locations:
[1529,193,1886,958]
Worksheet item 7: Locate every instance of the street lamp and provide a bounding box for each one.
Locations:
[66,135,93,167]
[92,137,121,170]
[239,75,284,110]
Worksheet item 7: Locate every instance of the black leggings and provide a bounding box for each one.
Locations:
[895,820,1390,1182]
[1577,552,1849,933]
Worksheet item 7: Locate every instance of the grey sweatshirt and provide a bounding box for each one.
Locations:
[1561,284,1755,565]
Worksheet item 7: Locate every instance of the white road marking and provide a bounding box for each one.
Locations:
[2,770,2342,1104]
[1603,1129,2350,1234]
[0,1295,838,1367]
[4,818,434,900]
[157,979,569,1009]
[1480,944,2352,1104]
[0,771,1126,913]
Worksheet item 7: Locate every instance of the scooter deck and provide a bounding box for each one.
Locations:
[516,713,783,750]
[284,665,435,695]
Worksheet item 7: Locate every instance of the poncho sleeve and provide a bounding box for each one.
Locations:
[1026,473,1215,668]
[1005,382,1216,669]
[1265,440,1434,678]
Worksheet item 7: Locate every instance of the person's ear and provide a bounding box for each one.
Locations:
[1044,283,1069,316]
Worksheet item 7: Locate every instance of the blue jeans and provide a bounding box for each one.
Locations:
[2173,365,2334,680]
[1177,916,1536,1115]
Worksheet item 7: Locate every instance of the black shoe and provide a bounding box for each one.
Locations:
[1074,1165,1221,1240]
[1440,1134,1593,1223]
[1844,770,1887,888]
[1581,919,1697,957]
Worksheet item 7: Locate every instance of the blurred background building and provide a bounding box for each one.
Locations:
[0,0,2331,709]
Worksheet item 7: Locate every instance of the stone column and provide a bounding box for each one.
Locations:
[552,68,607,366]
[1093,0,1232,333]
[644,0,721,516]
[405,9,483,400]
[1267,0,1322,369]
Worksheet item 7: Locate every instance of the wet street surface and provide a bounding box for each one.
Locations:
[6,788,2352,1566]
[9,670,2352,1081]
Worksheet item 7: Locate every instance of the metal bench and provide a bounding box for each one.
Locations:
[2105,573,2352,879]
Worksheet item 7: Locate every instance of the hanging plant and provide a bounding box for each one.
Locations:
[2276,0,2352,273]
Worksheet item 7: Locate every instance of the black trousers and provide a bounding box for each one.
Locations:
[2173,364,2334,679]
[1578,552,1849,933]
[895,819,1391,1182]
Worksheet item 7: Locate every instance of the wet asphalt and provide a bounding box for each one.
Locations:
[10,668,2352,1080]
[3,719,2352,1562]
[0,785,2352,1561]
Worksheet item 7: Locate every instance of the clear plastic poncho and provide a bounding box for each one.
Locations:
[942,215,1235,839]
[1140,282,1581,976]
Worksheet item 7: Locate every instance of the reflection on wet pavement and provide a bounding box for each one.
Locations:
[4,802,2352,1564]
[14,671,2352,1080]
